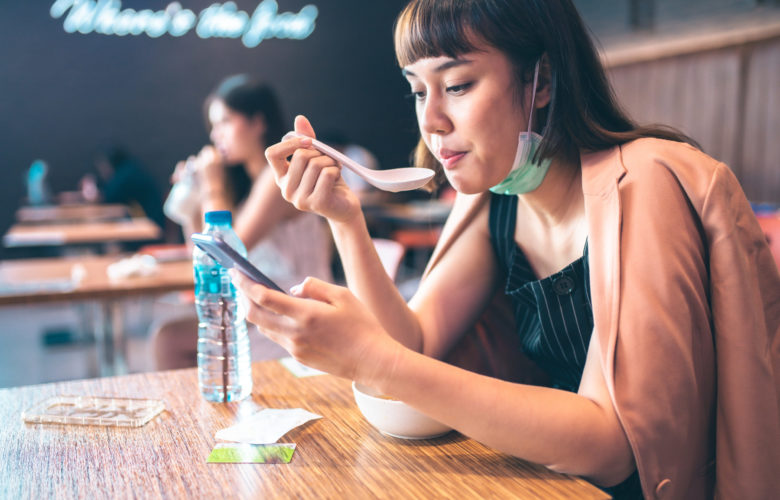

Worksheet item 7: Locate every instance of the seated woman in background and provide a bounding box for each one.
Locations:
[81,146,166,229]
[155,75,332,369]
[165,74,332,290]
[231,0,780,498]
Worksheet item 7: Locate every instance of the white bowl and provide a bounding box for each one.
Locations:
[352,382,453,440]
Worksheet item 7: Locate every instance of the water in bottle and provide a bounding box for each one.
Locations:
[193,210,252,402]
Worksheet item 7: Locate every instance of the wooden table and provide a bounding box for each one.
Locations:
[0,254,193,375]
[2,217,161,251]
[0,362,608,499]
[15,203,130,224]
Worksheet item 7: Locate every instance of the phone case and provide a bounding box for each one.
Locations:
[22,395,165,427]
[190,233,286,293]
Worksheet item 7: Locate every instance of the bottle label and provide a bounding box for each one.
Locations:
[195,264,233,297]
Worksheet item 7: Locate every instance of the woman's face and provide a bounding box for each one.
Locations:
[403,44,527,194]
[208,99,265,164]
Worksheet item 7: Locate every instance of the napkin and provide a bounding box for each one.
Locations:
[215,408,322,444]
[106,254,158,280]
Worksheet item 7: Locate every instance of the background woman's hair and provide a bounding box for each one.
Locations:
[394,0,697,190]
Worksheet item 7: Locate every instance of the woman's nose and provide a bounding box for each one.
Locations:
[418,96,452,136]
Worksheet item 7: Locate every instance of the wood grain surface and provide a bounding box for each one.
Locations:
[0,362,608,499]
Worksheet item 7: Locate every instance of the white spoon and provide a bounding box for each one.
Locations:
[283,131,435,192]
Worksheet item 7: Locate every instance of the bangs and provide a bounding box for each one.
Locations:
[394,0,482,67]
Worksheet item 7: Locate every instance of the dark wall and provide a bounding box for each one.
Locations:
[0,1,418,254]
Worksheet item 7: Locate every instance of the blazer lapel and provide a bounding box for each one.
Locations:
[581,146,626,391]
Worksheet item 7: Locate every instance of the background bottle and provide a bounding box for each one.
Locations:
[163,160,200,226]
[26,159,52,206]
[193,210,252,402]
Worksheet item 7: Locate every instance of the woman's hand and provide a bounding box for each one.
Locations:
[193,145,226,191]
[265,115,361,223]
[231,270,403,385]
[171,145,223,186]
[170,158,193,184]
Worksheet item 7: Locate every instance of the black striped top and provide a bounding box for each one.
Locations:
[489,193,644,499]
[489,193,593,392]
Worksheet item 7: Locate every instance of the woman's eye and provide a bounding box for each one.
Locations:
[446,82,472,95]
[406,90,426,101]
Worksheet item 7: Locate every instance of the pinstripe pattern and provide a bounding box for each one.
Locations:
[489,193,593,393]
[489,194,643,499]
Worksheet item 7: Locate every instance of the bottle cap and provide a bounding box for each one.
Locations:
[204,210,232,225]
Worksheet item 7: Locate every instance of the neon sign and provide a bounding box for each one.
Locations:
[49,0,318,48]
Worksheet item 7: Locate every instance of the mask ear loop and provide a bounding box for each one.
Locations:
[526,60,540,136]
[519,60,541,164]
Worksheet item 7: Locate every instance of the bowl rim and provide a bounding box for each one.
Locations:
[352,381,409,406]
[351,381,453,439]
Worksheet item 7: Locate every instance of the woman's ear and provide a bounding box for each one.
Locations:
[533,53,552,109]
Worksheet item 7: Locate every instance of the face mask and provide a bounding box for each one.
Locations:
[489,61,552,195]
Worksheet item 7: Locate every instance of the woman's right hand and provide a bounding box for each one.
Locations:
[265,115,361,224]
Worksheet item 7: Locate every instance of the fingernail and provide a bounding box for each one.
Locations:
[289,284,302,295]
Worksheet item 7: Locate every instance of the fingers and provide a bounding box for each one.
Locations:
[230,269,307,318]
[265,135,312,180]
[294,115,316,139]
[196,146,221,169]
[287,154,339,206]
[290,277,342,304]
[265,114,318,180]
[282,148,323,200]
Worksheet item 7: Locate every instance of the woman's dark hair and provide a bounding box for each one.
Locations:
[204,75,287,203]
[394,0,696,188]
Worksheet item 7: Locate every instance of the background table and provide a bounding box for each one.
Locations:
[0,362,608,499]
[0,254,193,375]
[15,203,130,224]
[363,199,453,281]
[3,217,161,251]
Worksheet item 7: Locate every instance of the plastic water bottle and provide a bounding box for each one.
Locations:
[163,160,200,226]
[193,210,252,402]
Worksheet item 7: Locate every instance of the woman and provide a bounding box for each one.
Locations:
[168,74,332,290]
[231,1,780,498]
[83,146,166,229]
[154,75,332,370]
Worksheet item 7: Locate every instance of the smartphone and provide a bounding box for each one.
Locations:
[190,233,287,294]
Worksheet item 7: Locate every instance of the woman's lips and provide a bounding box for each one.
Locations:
[438,151,466,169]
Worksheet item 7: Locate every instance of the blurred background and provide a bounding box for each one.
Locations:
[0,0,778,387]
[1,0,779,244]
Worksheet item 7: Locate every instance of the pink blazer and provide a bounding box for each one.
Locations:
[429,138,780,499]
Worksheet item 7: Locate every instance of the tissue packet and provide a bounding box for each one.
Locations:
[215,408,322,444]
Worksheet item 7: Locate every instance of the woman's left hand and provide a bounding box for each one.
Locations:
[231,270,403,384]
